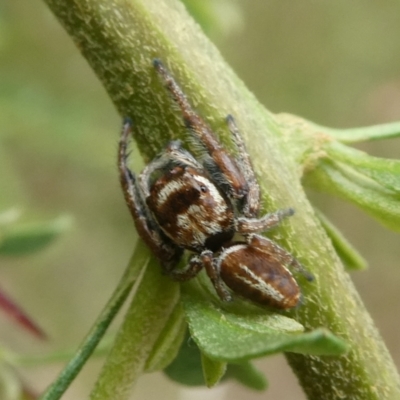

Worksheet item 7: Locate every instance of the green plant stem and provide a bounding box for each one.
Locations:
[42,0,400,398]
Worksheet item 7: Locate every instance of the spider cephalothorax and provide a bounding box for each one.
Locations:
[118,59,313,309]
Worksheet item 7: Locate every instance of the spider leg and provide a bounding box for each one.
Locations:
[236,208,295,235]
[248,234,314,281]
[119,118,182,270]
[166,254,204,281]
[153,59,248,201]
[167,251,232,301]
[201,250,232,302]
[166,252,232,305]
[226,114,261,217]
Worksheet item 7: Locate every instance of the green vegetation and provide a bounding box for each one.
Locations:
[1,1,399,399]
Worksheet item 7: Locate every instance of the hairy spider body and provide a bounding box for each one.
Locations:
[118,60,313,309]
[147,165,235,252]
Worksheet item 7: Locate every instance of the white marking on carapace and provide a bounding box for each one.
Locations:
[192,175,228,216]
[156,179,186,207]
[190,204,224,233]
[176,212,207,245]
[176,203,223,246]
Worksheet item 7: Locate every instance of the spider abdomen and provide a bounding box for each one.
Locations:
[147,165,235,251]
[219,243,301,309]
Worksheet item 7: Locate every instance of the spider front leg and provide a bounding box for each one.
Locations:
[119,118,182,270]
[236,207,295,235]
[166,254,203,281]
[201,251,232,302]
[153,59,248,201]
[167,251,232,302]
[226,114,260,218]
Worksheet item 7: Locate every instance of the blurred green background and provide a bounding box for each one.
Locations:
[1,1,399,399]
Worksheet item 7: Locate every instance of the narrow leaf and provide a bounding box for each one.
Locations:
[144,302,187,372]
[315,209,367,271]
[0,287,46,340]
[0,365,22,400]
[201,353,226,388]
[0,216,72,256]
[311,120,400,144]
[163,334,205,387]
[306,159,400,232]
[225,361,268,391]
[163,332,268,390]
[181,0,242,38]
[0,209,21,226]
[328,141,400,193]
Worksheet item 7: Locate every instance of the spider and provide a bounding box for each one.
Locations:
[118,59,313,309]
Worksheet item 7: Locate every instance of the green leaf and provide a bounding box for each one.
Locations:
[0,209,21,226]
[201,353,226,388]
[280,116,400,231]
[328,141,400,193]
[299,125,400,232]
[316,120,400,144]
[181,0,242,38]
[315,209,367,271]
[225,361,268,391]
[0,365,22,400]
[163,333,268,390]
[163,333,204,387]
[144,302,187,372]
[0,215,72,256]
[181,278,347,362]
[306,158,400,232]
[294,117,400,144]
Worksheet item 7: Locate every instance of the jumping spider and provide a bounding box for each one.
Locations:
[118,59,313,309]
